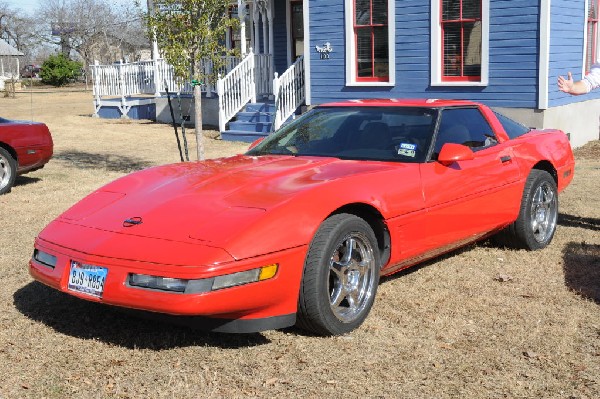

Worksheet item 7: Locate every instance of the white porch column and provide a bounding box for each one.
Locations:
[261,12,268,54]
[267,1,274,79]
[238,0,247,55]
[148,0,161,96]
[253,4,260,53]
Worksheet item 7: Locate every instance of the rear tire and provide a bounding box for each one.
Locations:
[0,147,16,195]
[495,169,558,250]
[296,213,380,336]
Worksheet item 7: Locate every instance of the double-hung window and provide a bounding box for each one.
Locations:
[431,0,489,86]
[586,0,600,73]
[345,0,395,86]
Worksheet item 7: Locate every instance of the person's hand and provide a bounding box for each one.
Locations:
[558,72,575,93]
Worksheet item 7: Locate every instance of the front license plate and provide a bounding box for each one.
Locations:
[67,261,108,298]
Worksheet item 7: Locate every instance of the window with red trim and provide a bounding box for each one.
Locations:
[586,0,599,74]
[354,0,389,82]
[441,0,481,81]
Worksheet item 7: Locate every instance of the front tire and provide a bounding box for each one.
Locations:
[498,169,558,250]
[0,147,16,195]
[296,213,380,336]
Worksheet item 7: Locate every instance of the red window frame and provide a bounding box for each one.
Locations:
[587,0,599,74]
[354,0,389,82]
[440,0,482,82]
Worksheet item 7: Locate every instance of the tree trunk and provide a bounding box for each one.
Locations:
[194,84,204,160]
[60,35,71,58]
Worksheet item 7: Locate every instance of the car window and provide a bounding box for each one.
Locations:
[247,106,438,163]
[493,111,531,139]
[432,107,497,158]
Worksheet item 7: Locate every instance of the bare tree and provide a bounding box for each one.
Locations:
[0,1,44,62]
[39,0,148,67]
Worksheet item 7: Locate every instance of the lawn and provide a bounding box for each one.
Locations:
[0,88,598,398]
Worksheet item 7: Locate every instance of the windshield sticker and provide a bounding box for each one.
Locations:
[397,143,417,157]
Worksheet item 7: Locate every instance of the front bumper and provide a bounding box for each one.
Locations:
[29,238,307,333]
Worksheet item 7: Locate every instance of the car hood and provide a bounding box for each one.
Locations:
[48,155,409,259]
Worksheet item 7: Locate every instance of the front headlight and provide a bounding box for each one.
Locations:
[129,264,278,294]
[129,274,187,293]
[33,249,57,268]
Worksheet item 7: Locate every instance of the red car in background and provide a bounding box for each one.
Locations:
[29,99,574,336]
[0,117,53,194]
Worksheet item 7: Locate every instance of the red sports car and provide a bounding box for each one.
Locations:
[29,99,574,335]
[0,117,53,194]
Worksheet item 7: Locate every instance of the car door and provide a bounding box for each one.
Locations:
[419,107,522,251]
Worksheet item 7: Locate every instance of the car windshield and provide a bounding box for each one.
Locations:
[246,106,438,163]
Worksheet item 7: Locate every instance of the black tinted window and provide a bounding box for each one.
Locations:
[247,106,438,163]
[433,107,497,157]
[493,111,530,139]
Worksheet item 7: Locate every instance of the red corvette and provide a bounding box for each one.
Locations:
[0,117,53,194]
[29,99,574,335]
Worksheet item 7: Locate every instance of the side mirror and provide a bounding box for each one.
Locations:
[248,137,264,150]
[437,143,475,165]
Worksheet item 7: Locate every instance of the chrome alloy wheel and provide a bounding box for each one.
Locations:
[328,232,377,323]
[530,181,557,243]
[0,152,11,191]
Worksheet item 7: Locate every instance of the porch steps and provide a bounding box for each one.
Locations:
[221,102,276,143]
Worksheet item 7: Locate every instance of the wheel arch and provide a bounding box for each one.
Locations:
[0,142,18,163]
[0,141,19,168]
[531,160,557,184]
[328,203,391,268]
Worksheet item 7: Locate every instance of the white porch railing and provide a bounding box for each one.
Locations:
[90,57,242,98]
[272,55,305,130]
[217,50,257,132]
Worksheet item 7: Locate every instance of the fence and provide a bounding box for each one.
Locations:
[216,51,257,132]
[273,56,305,130]
[90,57,241,99]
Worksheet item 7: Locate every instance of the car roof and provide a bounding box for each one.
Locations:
[319,98,481,108]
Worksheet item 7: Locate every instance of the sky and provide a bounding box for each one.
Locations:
[2,0,144,15]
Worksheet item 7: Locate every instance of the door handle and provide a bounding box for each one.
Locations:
[500,155,512,163]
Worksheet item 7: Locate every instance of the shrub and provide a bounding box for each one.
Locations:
[40,55,82,87]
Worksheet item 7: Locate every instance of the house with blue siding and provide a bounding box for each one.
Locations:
[93,0,600,147]
[286,0,598,148]
[226,0,600,146]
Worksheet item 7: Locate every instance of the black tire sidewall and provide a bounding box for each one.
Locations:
[0,147,16,195]
[517,170,558,250]
[299,213,380,335]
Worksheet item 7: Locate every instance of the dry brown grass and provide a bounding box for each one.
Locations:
[1,89,599,399]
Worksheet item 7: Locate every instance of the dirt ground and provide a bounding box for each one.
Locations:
[0,88,599,399]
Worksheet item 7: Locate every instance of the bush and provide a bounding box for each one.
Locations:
[40,54,82,87]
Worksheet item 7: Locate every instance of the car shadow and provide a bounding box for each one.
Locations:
[562,242,600,304]
[54,150,153,173]
[13,282,271,349]
[14,175,41,188]
[558,212,600,231]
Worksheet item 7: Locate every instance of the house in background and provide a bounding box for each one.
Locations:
[0,38,23,79]
[86,33,151,65]
[296,0,600,148]
[92,0,600,148]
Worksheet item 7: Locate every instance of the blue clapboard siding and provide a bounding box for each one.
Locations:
[308,0,542,108]
[273,0,288,74]
[548,0,600,107]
